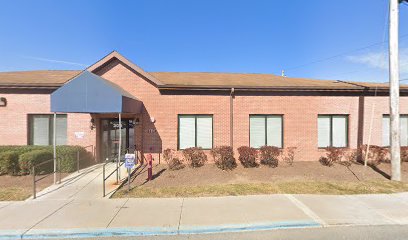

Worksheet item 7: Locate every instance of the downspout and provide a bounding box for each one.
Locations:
[230,88,235,149]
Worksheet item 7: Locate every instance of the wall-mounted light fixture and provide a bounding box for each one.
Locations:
[90,118,95,130]
[135,118,140,125]
[0,97,6,107]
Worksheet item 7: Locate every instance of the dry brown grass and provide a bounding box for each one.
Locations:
[113,180,408,198]
[0,187,31,201]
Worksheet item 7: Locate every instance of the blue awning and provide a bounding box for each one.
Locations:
[51,71,142,113]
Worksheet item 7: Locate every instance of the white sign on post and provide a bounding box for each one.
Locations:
[124,154,136,169]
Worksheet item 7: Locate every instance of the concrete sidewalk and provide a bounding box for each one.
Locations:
[1,192,408,239]
[31,162,129,200]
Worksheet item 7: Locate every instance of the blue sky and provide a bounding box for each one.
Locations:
[0,0,407,83]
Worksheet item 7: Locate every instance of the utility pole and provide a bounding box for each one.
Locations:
[389,0,403,181]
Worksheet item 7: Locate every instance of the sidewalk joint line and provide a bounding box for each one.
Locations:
[285,194,327,227]
[106,198,129,228]
[67,165,105,199]
[177,198,185,234]
[350,195,402,225]
[20,199,74,239]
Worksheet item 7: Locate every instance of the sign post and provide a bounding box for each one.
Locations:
[124,153,136,192]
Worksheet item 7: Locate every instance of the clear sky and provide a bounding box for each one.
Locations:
[0,0,407,83]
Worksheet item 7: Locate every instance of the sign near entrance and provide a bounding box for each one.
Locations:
[74,132,85,139]
[124,154,136,168]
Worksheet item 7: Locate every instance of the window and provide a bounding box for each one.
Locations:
[249,115,283,148]
[383,115,408,146]
[318,115,348,148]
[29,114,67,145]
[178,115,213,149]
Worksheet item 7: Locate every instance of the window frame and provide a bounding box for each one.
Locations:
[249,114,284,149]
[317,114,349,148]
[382,114,408,147]
[28,114,68,146]
[177,114,214,150]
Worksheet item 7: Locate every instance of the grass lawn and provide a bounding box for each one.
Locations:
[114,180,408,198]
[0,173,68,201]
[112,161,408,198]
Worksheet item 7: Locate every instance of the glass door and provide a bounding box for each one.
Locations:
[101,119,135,162]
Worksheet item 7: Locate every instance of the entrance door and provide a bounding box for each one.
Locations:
[101,119,135,161]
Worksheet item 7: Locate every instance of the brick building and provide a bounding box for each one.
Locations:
[1,51,407,162]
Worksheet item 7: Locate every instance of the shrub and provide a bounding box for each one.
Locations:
[319,147,346,167]
[211,146,237,170]
[401,146,408,162]
[259,146,280,168]
[56,146,94,172]
[163,148,185,170]
[282,147,296,166]
[0,151,19,175]
[182,147,207,168]
[341,148,357,166]
[19,150,54,175]
[319,156,332,166]
[0,145,95,173]
[359,145,389,166]
[237,146,258,168]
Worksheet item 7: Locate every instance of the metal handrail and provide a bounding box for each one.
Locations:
[32,157,61,199]
[102,160,125,197]
[75,145,94,173]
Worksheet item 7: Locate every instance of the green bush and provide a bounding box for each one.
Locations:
[0,151,19,175]
[56,146,94,172]
[19,150,54,175]
[0,145,95,174]
[211,146,237,170]
[182,147,207,168]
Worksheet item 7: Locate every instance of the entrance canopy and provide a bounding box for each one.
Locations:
[51,71,142,113]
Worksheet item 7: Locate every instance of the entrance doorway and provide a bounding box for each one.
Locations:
[100,119,135,161]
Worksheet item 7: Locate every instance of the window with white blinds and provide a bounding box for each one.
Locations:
[178,115,213,149]
[249,115,283,148]
[318,115,348,148]
[29,114,67,145]
[383,115,408,147]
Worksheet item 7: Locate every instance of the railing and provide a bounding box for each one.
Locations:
[77,145,94,173]
[102,160,124,197]
[102,148,139,197]
[32,145,95,199]
[32,158,61,199]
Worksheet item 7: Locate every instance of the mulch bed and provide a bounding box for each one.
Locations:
[126,161,408,189]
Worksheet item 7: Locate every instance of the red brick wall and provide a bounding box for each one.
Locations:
[2,61,408,163]
[0,91,95,149]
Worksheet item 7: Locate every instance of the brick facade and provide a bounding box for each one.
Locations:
[1,58,408,163]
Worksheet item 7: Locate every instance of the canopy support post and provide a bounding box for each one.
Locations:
[53,112,57,184]
[118,113,122,182]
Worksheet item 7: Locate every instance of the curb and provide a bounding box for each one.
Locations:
[0,221,321,239]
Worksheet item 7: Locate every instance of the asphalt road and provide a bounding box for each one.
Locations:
[55,225,408,240]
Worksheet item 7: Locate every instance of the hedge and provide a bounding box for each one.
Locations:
[0,145,95,175]
[0,151,19,175]
[19,150,54,175]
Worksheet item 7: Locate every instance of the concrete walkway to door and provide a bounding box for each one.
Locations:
[31,162,128,201]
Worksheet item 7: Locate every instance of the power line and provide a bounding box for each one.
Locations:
[284,33,408,72]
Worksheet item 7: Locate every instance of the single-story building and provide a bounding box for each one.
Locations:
[0,51,407,162]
